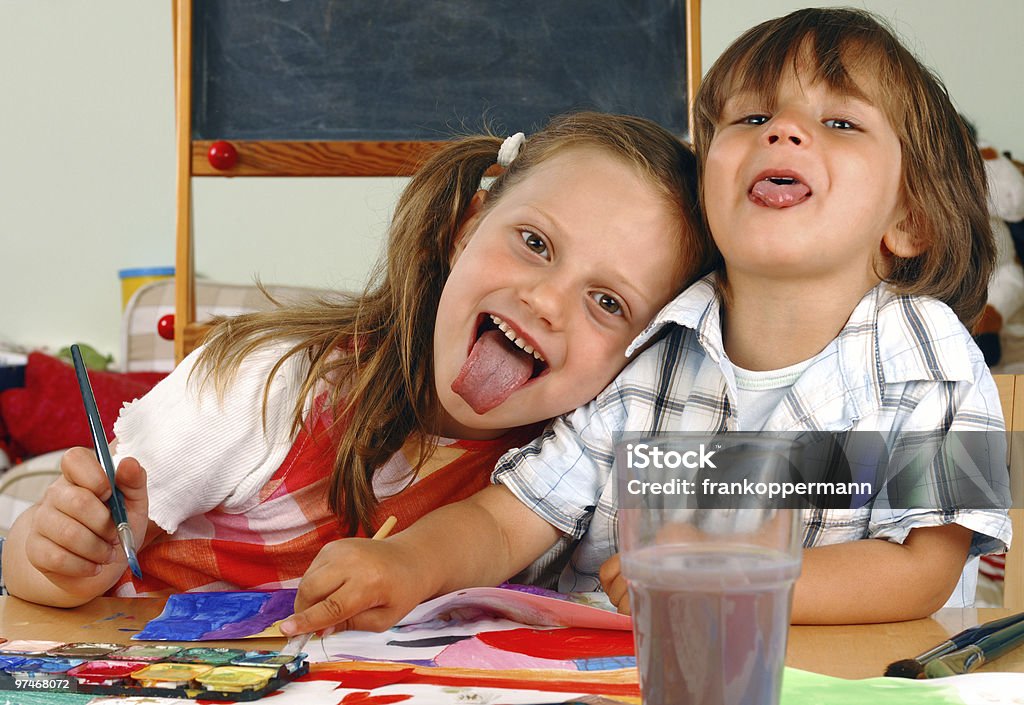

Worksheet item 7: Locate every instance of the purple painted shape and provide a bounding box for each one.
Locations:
[497,582,571,601]
[204,590,297,639]
[134,590,297,641]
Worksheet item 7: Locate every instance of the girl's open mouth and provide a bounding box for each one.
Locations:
[451,314,549,414]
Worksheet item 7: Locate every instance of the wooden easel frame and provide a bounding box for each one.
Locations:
[171,0,702,361]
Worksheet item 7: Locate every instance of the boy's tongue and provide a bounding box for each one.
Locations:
[750,179,811,208]
[452,329,534,415]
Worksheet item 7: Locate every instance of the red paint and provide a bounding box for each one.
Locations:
[477,627,635,660]
[304,667,416,688]
[307,663,640,697]
[340,693,412,704]
[157,314,175,341]
[208,140,238,170]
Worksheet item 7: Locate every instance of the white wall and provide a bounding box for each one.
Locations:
[1,1,1021,362]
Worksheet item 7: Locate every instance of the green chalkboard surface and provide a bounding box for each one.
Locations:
[192,0,690,141]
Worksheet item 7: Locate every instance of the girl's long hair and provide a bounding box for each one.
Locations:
[194,111,708,533]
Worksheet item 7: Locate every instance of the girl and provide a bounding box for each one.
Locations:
[278,8,1010,636]
[3,111,710,607]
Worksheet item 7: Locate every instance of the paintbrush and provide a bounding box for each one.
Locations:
[281,514,398,656]
[884,610,1024,678]
[923,615,1024,678]
[70,344,142,579]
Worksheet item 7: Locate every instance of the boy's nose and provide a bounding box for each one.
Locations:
[763,114,809,147]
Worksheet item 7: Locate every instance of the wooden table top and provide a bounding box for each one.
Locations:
[1,596,1022,680]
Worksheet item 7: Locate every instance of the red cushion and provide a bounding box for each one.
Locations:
[0,352,167,457]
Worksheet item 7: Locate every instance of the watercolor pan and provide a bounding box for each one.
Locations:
[8,657,87,686]
[173,646,247,665]
[0,656,27,689]
[195,665,279,693]
[47,641,121,659]
[0,639,67,655]
[130,661,215,688]
[67,659,150,686]
[230,649,306,675]
[108,643,183,661]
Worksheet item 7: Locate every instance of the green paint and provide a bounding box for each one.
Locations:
[783,668,964,705]
[0,692,93,705]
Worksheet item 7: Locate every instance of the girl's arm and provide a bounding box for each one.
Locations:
[2,449,159,607]
[790,523,973,624]
[282,483,561,635]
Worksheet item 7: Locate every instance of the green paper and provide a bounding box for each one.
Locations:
[783,668,964,705]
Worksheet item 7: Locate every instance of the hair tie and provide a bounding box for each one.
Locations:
[497,132,526,167]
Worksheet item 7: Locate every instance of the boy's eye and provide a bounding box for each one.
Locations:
[741,114,769,125]
[824,118,856,130]
[592,292,623,316]
[520,230,549,258]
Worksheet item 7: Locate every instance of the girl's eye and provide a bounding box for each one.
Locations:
[824,118,856,130]
[741,114,769,125]
[520,230,549,258]
[592,292,623,316]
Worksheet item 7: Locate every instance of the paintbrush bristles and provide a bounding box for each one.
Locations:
[883,658,926,679]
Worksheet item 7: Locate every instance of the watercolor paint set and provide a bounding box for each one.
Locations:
[0,639,308,701]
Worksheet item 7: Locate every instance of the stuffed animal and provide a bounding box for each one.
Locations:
[973,141,1024,368]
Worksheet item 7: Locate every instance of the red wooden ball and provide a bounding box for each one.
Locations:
[208,140,238,170]
[157,314,175,341]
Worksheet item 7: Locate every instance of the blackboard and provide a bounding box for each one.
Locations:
[192,0,691,142]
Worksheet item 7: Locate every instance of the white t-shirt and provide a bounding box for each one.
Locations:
[112,341,311,534]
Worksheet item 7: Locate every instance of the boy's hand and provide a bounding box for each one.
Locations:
[599,552,631,615]
[281,537,426,636]
[24,446,149,581]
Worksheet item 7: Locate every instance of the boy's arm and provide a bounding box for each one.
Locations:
[790,523,972,624]
[283,484,561,635]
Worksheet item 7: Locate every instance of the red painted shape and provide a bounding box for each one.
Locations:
[340,693,412,705]
[157,314,175,340]
[305,667,416,689]
[476,627,635,660]
[306,664,640,697]
[207,140,239,170]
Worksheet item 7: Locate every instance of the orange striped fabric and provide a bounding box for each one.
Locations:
[110,413,544,597]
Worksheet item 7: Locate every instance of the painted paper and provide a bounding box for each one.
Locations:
[133,590,297,641]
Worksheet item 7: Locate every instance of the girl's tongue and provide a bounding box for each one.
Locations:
[750,178,811,208]
[451,329,534,414]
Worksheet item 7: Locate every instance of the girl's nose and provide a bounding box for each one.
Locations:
[522,277,569,329]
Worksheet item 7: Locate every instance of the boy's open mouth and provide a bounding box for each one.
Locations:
[749,173,812,209]
[451,314,549,415]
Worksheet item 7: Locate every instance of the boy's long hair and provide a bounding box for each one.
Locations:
[692,8,993,327]
[193,111,708,534]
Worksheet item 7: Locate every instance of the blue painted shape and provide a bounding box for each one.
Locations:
[133,590,297,641]
[574,655,637,671]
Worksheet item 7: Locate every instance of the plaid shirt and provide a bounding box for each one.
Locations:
[494,275,1012,606]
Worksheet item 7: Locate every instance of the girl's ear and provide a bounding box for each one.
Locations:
[451,189,489,263]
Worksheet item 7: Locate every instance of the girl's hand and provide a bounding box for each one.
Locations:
[24,446,149,580]
[282,537,426,635]
[599,552,632,615]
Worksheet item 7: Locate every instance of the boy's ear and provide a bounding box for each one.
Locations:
[451,189,489,263]
[881,211,928,259]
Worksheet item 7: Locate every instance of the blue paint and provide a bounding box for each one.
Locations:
[134,590,297,641]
